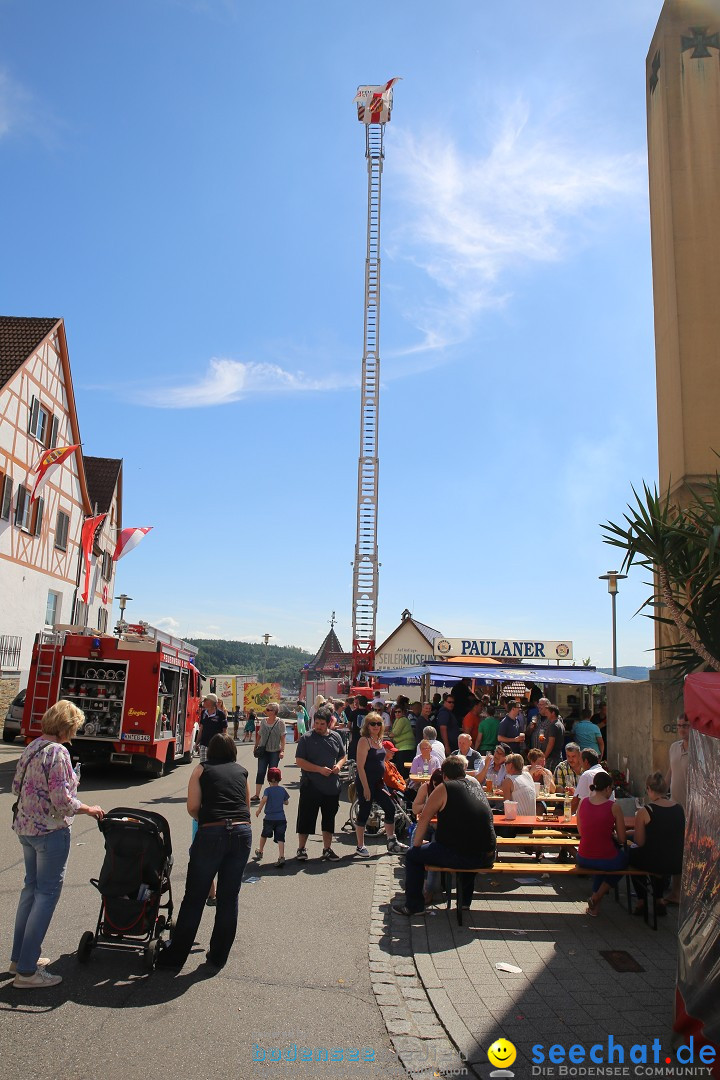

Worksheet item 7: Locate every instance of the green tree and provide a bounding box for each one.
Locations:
[187,640,314,691]
[602,477,720,681]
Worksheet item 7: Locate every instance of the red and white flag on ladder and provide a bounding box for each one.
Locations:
[113,526,153,562]
[30,444,80,502]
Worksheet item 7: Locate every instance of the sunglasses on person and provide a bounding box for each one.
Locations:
[368,721,382,727]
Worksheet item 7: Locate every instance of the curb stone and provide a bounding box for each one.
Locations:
[369,855,482,1079]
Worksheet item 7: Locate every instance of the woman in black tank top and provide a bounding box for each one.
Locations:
[157,733,252,971]
[629,770,685,916]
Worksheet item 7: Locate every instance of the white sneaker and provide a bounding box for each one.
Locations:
[9,957,49,975]
[387,836,409,854]
[13,967,62,988]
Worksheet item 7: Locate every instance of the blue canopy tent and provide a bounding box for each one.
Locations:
[369,662,633,686]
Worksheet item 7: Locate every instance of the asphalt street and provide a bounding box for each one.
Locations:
[0,739,409,1080]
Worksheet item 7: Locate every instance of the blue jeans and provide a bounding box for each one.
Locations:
[159,823,251,969]
[255,751,280,786]
[12,828,72,975]
[404,840,495,913]
[577,848,629,892]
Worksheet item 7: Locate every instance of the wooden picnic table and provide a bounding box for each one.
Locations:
[492,814,636,830]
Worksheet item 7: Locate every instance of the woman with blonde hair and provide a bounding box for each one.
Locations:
[10,701,104,988]
[353,712,408,859]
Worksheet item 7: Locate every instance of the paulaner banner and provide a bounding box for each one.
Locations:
[433,638,573,661]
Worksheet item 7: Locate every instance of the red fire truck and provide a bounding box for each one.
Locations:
[21,623,202,778]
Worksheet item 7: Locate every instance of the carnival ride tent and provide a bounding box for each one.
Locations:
[677,672,720,1072]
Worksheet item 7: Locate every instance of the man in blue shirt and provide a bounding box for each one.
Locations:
[497,700,526,751]
[571,709,604,756]
[436,695,460,755]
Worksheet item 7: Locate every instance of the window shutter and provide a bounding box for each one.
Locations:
[14,486,27,528]
[29,397,39,436]
[34,496,45,536]
[0,475,11,520]
[49,415,59,449]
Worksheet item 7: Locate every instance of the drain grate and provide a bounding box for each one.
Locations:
[599,949,645,973]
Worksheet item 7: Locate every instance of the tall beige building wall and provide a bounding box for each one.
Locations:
[647,0,720,497]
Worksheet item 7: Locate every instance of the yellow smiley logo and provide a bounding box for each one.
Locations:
[488,1039,517,1069]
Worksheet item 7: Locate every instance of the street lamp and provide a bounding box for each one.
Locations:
[262,633,273,680]
[115,594,133,635]
[599,571,627,676]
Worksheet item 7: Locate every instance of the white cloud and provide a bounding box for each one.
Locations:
[388,98,644,345]
[0,69,30,139]
[134,357,357,409]
[153,616,182,634]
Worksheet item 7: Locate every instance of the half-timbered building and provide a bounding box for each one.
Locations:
[0,316,120,686]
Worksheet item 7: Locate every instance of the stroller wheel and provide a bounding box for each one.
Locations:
[143,940,160,972]
[77,931,95,964]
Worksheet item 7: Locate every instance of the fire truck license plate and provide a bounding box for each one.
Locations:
[121,733,151,742]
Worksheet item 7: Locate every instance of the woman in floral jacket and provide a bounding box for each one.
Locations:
[11,701,103,989]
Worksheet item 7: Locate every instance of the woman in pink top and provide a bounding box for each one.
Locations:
[10,701,104,988]
[576,770,628,917]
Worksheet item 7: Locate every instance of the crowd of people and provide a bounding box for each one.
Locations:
[8,687,689,984]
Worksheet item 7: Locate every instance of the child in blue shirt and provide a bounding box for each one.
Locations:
[254,767,290,868]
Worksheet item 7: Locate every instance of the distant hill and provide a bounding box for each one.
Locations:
[186,639,314,691]
[598,666,650,681]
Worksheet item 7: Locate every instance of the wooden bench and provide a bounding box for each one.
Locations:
[425,863,661,930]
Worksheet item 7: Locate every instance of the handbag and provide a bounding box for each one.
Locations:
[253,723,271,759]
[11,744,46,824]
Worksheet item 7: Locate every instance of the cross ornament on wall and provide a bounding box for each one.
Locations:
[681,26,720,59]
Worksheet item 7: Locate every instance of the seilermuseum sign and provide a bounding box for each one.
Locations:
[433,638,573,661]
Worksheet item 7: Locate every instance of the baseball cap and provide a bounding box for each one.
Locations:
[382,739,398,752]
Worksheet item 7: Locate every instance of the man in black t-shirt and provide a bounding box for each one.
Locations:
[196,694,228,762]
[295,708,347,861]
[392,756,496,915]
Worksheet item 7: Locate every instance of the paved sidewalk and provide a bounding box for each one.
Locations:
[371,860,679,1079]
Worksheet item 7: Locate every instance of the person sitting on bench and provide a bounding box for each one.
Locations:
[576,770,628,917]
[392,756,496,917]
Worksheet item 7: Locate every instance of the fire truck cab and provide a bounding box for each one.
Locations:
[22,623,202,778]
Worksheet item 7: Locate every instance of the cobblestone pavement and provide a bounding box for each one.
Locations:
[370,859,679,1079]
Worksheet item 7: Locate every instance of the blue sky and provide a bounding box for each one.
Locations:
[2,0,666,666]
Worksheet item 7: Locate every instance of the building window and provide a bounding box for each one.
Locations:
[101,550,113,580]
[74,599,87,626]
[98,608,108,633]
[46,590,61,626]
[31,496,44,537]
[55,510,70,551]
[14,485,30,530]
[29,397,53,446]
[0,474,12,520]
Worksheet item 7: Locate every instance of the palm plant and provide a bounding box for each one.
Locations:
[602,477,720,681]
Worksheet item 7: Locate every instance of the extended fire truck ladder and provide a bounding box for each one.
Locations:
[350,80,398,681]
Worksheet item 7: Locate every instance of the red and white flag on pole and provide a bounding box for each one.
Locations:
[81,514,106,604]
[113,526,153,562]
[30,444,80,502]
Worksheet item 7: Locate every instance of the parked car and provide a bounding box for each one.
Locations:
[3,689,25,743]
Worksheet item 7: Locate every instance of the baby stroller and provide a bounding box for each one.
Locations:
[77,807,174,972]
[344,784,414,840]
